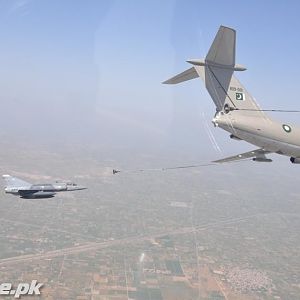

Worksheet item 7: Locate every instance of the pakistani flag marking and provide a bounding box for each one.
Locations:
[236,92,245,100]
[282,124,292,133]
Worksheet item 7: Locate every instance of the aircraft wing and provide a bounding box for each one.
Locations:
[18,190,56,198]
[213,149,272,163]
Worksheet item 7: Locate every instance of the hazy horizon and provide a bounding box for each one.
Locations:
[1,1,300,299]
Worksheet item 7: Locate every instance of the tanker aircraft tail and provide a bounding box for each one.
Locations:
[115,25,300,173]
[163,26,265,117]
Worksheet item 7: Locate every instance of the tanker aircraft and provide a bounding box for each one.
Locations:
[164,26,300,164]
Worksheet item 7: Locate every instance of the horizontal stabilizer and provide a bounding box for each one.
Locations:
[163,67,198,84]
[187,59,246,71]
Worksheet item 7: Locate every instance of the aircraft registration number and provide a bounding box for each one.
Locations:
[230,87,243,92]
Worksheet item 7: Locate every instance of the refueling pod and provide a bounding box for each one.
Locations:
[290,157,300,164]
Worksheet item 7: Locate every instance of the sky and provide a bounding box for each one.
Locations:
[1,0,300,162]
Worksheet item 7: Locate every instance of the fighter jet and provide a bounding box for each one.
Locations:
[163,25,300,164]
[2,175,86,199]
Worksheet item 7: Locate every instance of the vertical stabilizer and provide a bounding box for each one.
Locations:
[2,175,31,188]
[206,26,236,67]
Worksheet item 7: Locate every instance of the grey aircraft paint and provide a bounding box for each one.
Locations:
[163,26,300,164]
[3,175,86,199]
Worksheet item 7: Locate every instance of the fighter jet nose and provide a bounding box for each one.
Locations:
[75,186,87,190]
[65,185,87,191]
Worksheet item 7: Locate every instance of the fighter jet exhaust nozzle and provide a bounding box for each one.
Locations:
[252,158,272,162]
[290,157,300,164]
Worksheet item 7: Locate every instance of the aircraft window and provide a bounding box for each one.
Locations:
[282,124,292,133]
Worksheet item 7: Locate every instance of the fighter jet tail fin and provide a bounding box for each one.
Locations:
[163,25,266,117]
[2,175,31,188]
